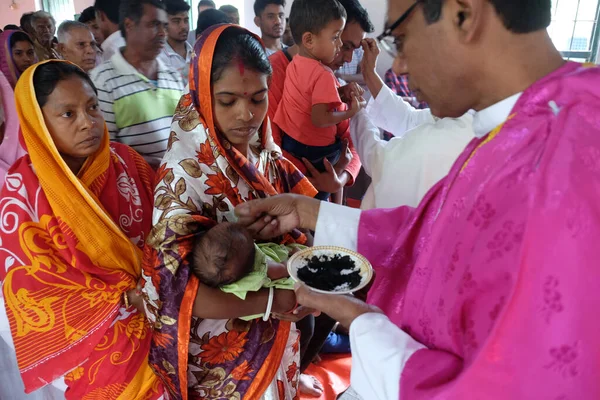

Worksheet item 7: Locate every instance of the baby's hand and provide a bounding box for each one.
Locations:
[267,260,289,280]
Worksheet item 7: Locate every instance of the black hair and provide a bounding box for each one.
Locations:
[210,27,272,83]
[4,24,20,31]
[94,0,121,25]
[289,0,346,45]
[165,0,190,16]
[9,30,34,49]
[421,0,551,33]
[196,9,230,38]
[192,223,256,288]
[253,0,285,17]
[198,0,216,9]
[33,61,97,108]
[78,6,97,24]
[20,12,34,34]
[119,0,166,39]
[219,4,239,14]
[337,0,374,34]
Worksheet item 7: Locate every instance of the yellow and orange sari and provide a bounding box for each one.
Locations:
[0,61,163,399]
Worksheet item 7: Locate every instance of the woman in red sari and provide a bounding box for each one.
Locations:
[0,60,163,399]
[142,25,317,399]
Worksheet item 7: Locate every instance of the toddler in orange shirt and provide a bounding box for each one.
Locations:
[273,0,364,200]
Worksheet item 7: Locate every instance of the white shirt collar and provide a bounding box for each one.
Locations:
[101,30,124,52]
[110,48,169,79]
[164,41,193,60]
[472,92,522,138]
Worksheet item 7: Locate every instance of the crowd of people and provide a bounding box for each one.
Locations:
[1,0,599,399]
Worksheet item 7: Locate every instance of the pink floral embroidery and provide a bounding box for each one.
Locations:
[466,195,496,230]
[545,343,579,378]
[541,276,563,323]
[486,220,524,262]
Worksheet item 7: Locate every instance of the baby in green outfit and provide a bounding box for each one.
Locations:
[192,222,297,301]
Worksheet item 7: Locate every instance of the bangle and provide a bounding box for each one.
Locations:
[263,287,274,321]
[123,292,130,309]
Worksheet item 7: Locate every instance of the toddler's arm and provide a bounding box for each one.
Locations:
[311,96,365,128]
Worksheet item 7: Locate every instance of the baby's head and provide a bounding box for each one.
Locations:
[192,222,257,287]
[289,0,347,64]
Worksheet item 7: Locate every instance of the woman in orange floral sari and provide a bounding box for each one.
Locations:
[0,60,163,399]
[142,25,317,399]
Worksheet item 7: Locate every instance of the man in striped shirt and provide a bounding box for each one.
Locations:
[91,0,184,168]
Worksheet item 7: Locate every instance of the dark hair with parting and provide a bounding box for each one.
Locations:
[289,0,347,45]
[94,0,121,25]
[421,0,551,33]
[119,0,167,39]
[9,30,34,49]
[337,0,374,33]
[165,0,190,15]
[196,9,230,38]
[210,26,272,83]
[78,6,97,23]
[33,61,97,108]
[253,0,285,17]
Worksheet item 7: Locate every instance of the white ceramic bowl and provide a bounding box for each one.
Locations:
[287,246,373,295]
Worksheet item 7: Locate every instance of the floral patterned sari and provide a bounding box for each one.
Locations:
[142,25,317,400]
[0,61,163,399]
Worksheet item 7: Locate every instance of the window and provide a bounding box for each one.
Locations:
[548,0,600,62]
[188,0,245,29]
[41,0,76,27]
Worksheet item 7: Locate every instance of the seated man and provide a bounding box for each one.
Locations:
[56,21,98,73]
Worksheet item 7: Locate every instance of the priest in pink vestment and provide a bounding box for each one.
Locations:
[235,0,600,399]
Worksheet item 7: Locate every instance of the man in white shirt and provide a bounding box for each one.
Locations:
[95,0,126,61]
[254,0,287,56]
[159,0,193,84]
[235,0,600,399]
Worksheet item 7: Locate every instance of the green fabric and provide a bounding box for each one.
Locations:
[220,243,305,320]
[113,88,182,129]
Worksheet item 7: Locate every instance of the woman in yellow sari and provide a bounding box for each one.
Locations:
[0,60,163,399]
